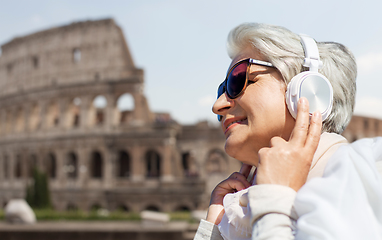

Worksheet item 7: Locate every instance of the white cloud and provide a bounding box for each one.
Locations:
[198,95,215,107]
[354,96,382,119]
[357,51,382,73]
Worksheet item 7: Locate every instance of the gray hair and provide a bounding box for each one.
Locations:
[227,23,357,134]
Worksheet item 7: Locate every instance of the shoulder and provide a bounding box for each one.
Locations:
[294,137,382,239]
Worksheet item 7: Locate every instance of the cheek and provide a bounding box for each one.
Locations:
[246,85,286,118]
[246,85,289,136]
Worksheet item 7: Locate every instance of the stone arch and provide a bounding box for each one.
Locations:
[91,95,107,126]
[69,97,81,128]
[145,150,161,178]
[46,101,59,128]
[145,205,160,212]
[118,150,130,178]
[15,154,22,179]
[45,153,56,179]
[29,103,41,131]
[73,48,81,63]
[14,107,24,133]
[90,151,103,179]
[117,204,130,212]
[66,152,78,179]
[205,149,228,174]
[181,151,198,177]
[117,93,135,124]
[174,205,191,212]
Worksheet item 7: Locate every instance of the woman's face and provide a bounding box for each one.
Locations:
[212,48,295,166]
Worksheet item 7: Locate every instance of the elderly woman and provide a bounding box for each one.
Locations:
[194,23,382,240]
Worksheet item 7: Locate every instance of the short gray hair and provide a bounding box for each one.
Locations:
[227,23,357,134]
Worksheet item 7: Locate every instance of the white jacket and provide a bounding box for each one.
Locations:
[194,135,382,240]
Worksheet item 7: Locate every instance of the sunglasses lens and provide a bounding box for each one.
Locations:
[216,83,225,121]
[226,62,248,98]
[217,82,225,99]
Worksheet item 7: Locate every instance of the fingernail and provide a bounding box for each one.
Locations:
[313,111,320,119]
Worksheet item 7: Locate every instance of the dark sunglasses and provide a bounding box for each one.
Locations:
[216,58,275,121]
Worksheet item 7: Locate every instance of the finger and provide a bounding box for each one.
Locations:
[224,178,250,192]
[305,111,322,155]
[289,97,310,145]
[239,164,253,178]
[228,172,251,189]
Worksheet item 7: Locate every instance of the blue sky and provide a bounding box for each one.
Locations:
[1,0,382,124]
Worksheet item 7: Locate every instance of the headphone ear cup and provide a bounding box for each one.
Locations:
[286,72,333,121]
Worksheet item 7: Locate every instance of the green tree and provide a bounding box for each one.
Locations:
[25,168,51,209]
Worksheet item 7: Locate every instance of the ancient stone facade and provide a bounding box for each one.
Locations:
[342,115,382,142]
[0,19,240,212]
[0,18,379,213]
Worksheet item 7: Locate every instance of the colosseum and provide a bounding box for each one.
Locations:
[0,18,243,212]
[0,18,379,213]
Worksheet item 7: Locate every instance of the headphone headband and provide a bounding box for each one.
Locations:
[300,34,323,72]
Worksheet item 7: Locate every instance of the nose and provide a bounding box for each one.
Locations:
[212,93,234,120]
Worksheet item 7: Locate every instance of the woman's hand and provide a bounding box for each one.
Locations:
[256,97,322,191]
[206,164,253,225]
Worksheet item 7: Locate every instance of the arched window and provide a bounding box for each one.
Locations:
[32,56,39,69]
[46,153,56,179]
[146,150,160,178]
[118,151,130,178]
[71,97,81,127]
[91,151,103,179]
[182,152,190,173]
[29,104,41,131]
[92,95,107,125]
[47,102,59,128]
[117,93,135,124]
[66,152,78,179]
[73,48,81,63]
[145,205,160,212]
[175,206,191,212]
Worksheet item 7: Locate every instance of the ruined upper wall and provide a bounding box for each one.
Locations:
[0,18,142,97]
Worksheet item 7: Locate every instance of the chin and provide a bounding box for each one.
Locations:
[224,140,259,166]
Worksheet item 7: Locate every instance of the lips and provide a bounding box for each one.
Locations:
[224,117,247,134]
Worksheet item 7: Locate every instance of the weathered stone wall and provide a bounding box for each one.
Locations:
[0,19,238,212]
[342,115,382,142]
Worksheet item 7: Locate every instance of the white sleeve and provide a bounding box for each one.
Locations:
[294,138,382,240]
[194,219,224,240]
[248,184,297,239]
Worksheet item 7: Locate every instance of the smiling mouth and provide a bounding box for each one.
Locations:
[225,118,247,133]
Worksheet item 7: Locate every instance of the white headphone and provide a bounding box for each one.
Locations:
[285,34,333,121]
